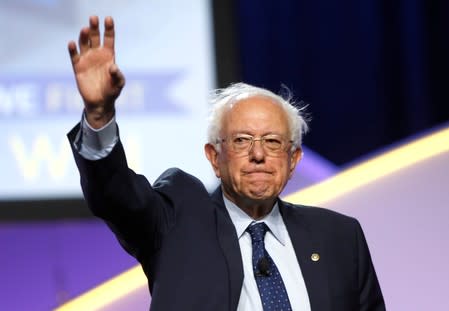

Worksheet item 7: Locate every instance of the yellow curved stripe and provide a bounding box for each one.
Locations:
[285,126,449,206]
[55,125,449,310]
[54,265,146,311]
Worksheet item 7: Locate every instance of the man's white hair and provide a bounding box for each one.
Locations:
[207,82,309,151]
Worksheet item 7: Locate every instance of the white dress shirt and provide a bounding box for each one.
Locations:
[223,196,311,311]
[76,115,311,310]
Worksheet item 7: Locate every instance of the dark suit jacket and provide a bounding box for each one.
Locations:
[69,125,385,311]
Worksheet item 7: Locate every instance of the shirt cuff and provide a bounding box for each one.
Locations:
[76,113,119,160]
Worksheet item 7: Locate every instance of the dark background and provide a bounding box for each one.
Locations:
[215,0,449,165]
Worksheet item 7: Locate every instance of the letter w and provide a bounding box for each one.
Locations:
[8,134,71,181]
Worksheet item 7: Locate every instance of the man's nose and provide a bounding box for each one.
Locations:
[248,139,265,162]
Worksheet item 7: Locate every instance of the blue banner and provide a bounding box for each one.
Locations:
[0,72,185,118]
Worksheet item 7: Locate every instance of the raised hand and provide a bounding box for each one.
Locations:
[68,16,125,128]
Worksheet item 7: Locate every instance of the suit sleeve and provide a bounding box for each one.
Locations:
[67,123,175,265]
[356,220,386,310]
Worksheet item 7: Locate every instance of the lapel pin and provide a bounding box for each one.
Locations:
[311,253,320,262]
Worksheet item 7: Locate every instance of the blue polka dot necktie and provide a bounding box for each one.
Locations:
[246,222,292,311]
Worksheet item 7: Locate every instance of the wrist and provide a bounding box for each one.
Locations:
[85,106,115,129]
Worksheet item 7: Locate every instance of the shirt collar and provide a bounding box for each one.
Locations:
[222,194,286,246]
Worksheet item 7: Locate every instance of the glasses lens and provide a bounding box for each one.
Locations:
[232,135,252,152]
[263,136,283,151]
[228,134,287,155]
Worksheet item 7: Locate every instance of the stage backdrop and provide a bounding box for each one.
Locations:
[0,0,216,201]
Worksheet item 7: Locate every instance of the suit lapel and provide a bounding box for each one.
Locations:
[211,191,330,310]
[279,200,331,310]
[212,187,244,311]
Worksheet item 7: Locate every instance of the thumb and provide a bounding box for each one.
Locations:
[109,64,125,89]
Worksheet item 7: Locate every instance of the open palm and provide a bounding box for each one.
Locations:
[68,16,125,127]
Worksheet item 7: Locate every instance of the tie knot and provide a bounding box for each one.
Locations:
[246,222,269,242]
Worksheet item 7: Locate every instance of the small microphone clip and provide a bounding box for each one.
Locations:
[255,257,271,277]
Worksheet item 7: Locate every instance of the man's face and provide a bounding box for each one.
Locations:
[205,96,302,206]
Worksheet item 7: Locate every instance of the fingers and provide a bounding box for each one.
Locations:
[69,16,116,68]
[89,15,100,48]
[76,16,112,54]
[103,16,115,51]
[78,27,90,54]
[67,41,79,66]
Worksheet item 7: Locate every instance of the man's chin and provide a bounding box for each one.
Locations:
[245,187,276,202]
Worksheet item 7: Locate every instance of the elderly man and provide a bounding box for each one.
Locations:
[68,16,385,311]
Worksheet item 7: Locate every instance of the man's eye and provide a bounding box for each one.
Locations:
[233,136,251,145]
[264,138,282,149]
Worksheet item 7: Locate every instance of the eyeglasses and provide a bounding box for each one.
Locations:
[219,133,292,156]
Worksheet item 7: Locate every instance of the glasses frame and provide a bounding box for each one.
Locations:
[218,133,293,156]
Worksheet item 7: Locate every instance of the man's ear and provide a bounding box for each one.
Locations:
[288,147,303,179]
[204,143,221,178]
